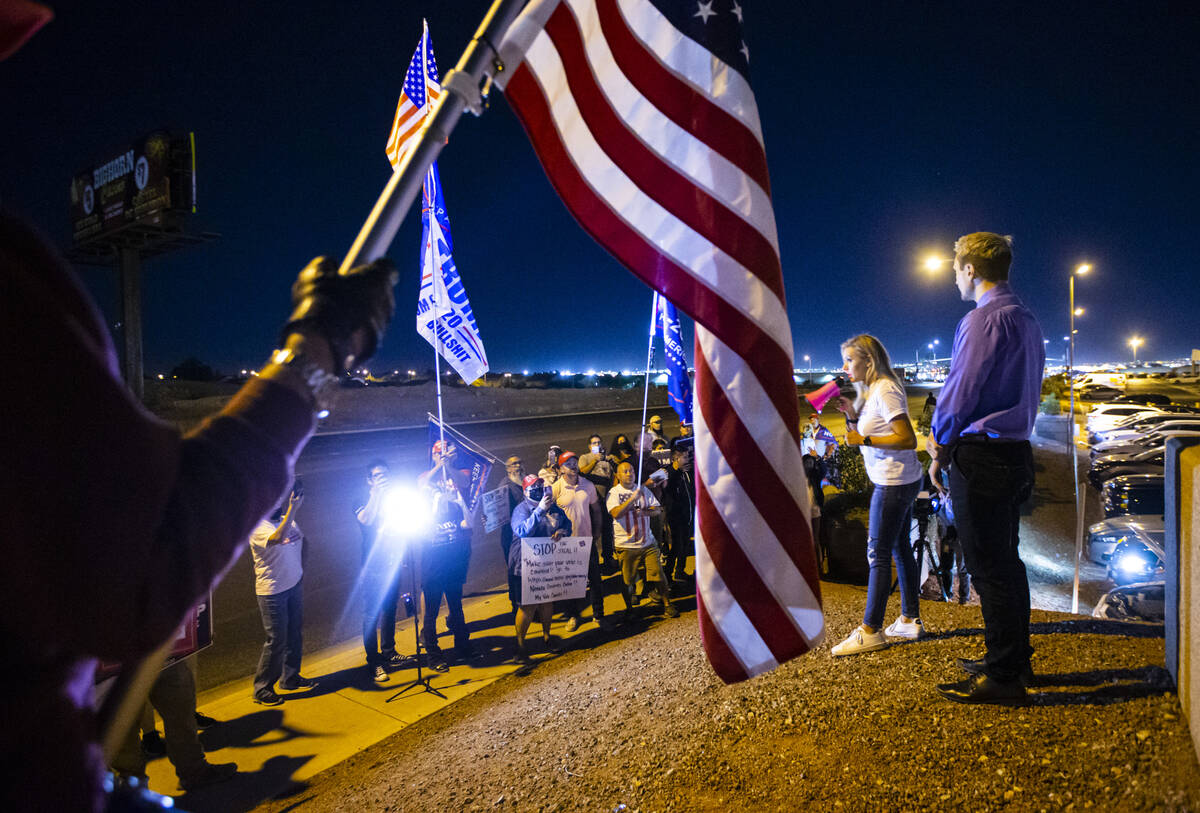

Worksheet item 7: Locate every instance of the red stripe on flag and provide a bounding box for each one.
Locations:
[543,4,784,303]
[505,66,798,424]
[695,351,821,588]
[696,588,750,684]
[695,469,813,663]
[595,0,772,198]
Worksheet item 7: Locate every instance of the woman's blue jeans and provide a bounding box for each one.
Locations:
[863,479,922,629]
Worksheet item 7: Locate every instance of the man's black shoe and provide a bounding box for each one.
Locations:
[252,690,284,706]
[141,730,166,757]
[957,657,1035,687]
[193,711,218,729]
[937,674,1026,705]
[279,676,318,690]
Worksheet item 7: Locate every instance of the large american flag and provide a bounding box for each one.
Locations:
[385,19,441,170]
[495,0,824,682]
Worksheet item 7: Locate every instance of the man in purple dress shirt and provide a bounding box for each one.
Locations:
[927,232,1045,704]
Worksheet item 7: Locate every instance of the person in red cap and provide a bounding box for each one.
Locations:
[552,451,609,631]
[508,476,573,663]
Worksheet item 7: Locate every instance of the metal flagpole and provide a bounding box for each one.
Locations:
[425,170,448,465]
[338,0,528,275]
[636,292,659,489]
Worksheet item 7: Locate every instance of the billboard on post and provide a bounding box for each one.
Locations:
[69,130,196,247]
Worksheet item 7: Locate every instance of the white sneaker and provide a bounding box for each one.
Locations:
[564,616,581,633]
[884,617,927,640]
[831,626,889,657]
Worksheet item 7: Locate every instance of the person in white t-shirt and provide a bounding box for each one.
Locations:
[248,482,317,705]
[831,334,926,656]
[607,461,679,620]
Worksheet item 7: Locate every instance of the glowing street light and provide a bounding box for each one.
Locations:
[1128,336,1144,363]
[923,255,949,273]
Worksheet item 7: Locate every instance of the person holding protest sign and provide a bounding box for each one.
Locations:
[552,451,608,631]
[608,462,679,620]
[509,475,573,664]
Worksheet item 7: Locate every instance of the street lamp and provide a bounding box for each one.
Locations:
[803,354,811,382]
[1128,336,1144,364]
[1069,262,1091,613]
[923,255,949,273]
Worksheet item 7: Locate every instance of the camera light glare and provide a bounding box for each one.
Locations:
[380,485,432,538]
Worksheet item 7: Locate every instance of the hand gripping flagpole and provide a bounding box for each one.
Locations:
[337,0,528,275]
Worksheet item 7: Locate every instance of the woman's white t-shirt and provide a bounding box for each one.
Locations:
[857,378,922,486]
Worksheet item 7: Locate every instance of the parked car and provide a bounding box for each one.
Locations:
[1088,449,1164,489]
[1088,515,1163,564]
[1090,429,1200,461]
[1085,403,1163,435]
[1101,474,1165,518]
[1088,412,1200,444]
[1106,529,1165,586]
[1079,385,1125,401]
[1092,417,1200,446]
[1108,393,1172,406]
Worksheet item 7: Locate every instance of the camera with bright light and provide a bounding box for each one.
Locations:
[379,485,434,540]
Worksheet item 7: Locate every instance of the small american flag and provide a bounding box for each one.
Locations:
[496,0,824,683]
[385,19,441,170]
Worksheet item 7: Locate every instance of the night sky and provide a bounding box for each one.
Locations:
[3,1,1196,374]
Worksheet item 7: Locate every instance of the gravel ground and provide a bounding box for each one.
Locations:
[257,582,1199,812]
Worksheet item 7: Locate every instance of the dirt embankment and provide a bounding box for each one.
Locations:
[258,582,1199,813]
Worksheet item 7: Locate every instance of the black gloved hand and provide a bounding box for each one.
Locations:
[281,256,398,373]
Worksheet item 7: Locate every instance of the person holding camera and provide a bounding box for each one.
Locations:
[509,475,573,663]
[831,334,925,657]
[249,481,318,705]
[420,476,474,671]
[355,459,415,683]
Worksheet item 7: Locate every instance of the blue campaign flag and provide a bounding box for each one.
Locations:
[424,416,493,512]
[654,292,693,426]
[416,161,489,384]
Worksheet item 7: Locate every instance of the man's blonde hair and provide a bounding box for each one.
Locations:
[955,232,1014,282]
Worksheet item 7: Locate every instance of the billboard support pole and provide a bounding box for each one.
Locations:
[119,246,144,401]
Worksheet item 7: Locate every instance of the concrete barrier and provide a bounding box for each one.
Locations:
[1165,436,1200,763]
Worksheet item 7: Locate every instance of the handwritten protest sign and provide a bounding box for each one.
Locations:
[520,536,592,605]
[481,486,511,533]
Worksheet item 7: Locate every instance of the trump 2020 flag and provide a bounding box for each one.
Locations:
[496,0,823,683]
[416,163,489,384]
[654,292,693,426]
[393,24,488,384]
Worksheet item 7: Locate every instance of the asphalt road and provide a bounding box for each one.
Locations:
[195,406,678,692]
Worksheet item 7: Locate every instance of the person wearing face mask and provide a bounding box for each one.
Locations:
[508,476,573,663]
[831,334,925,658]
[578,433,616,567]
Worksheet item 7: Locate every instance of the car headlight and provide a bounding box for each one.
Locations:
[1114,549,1155,578]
